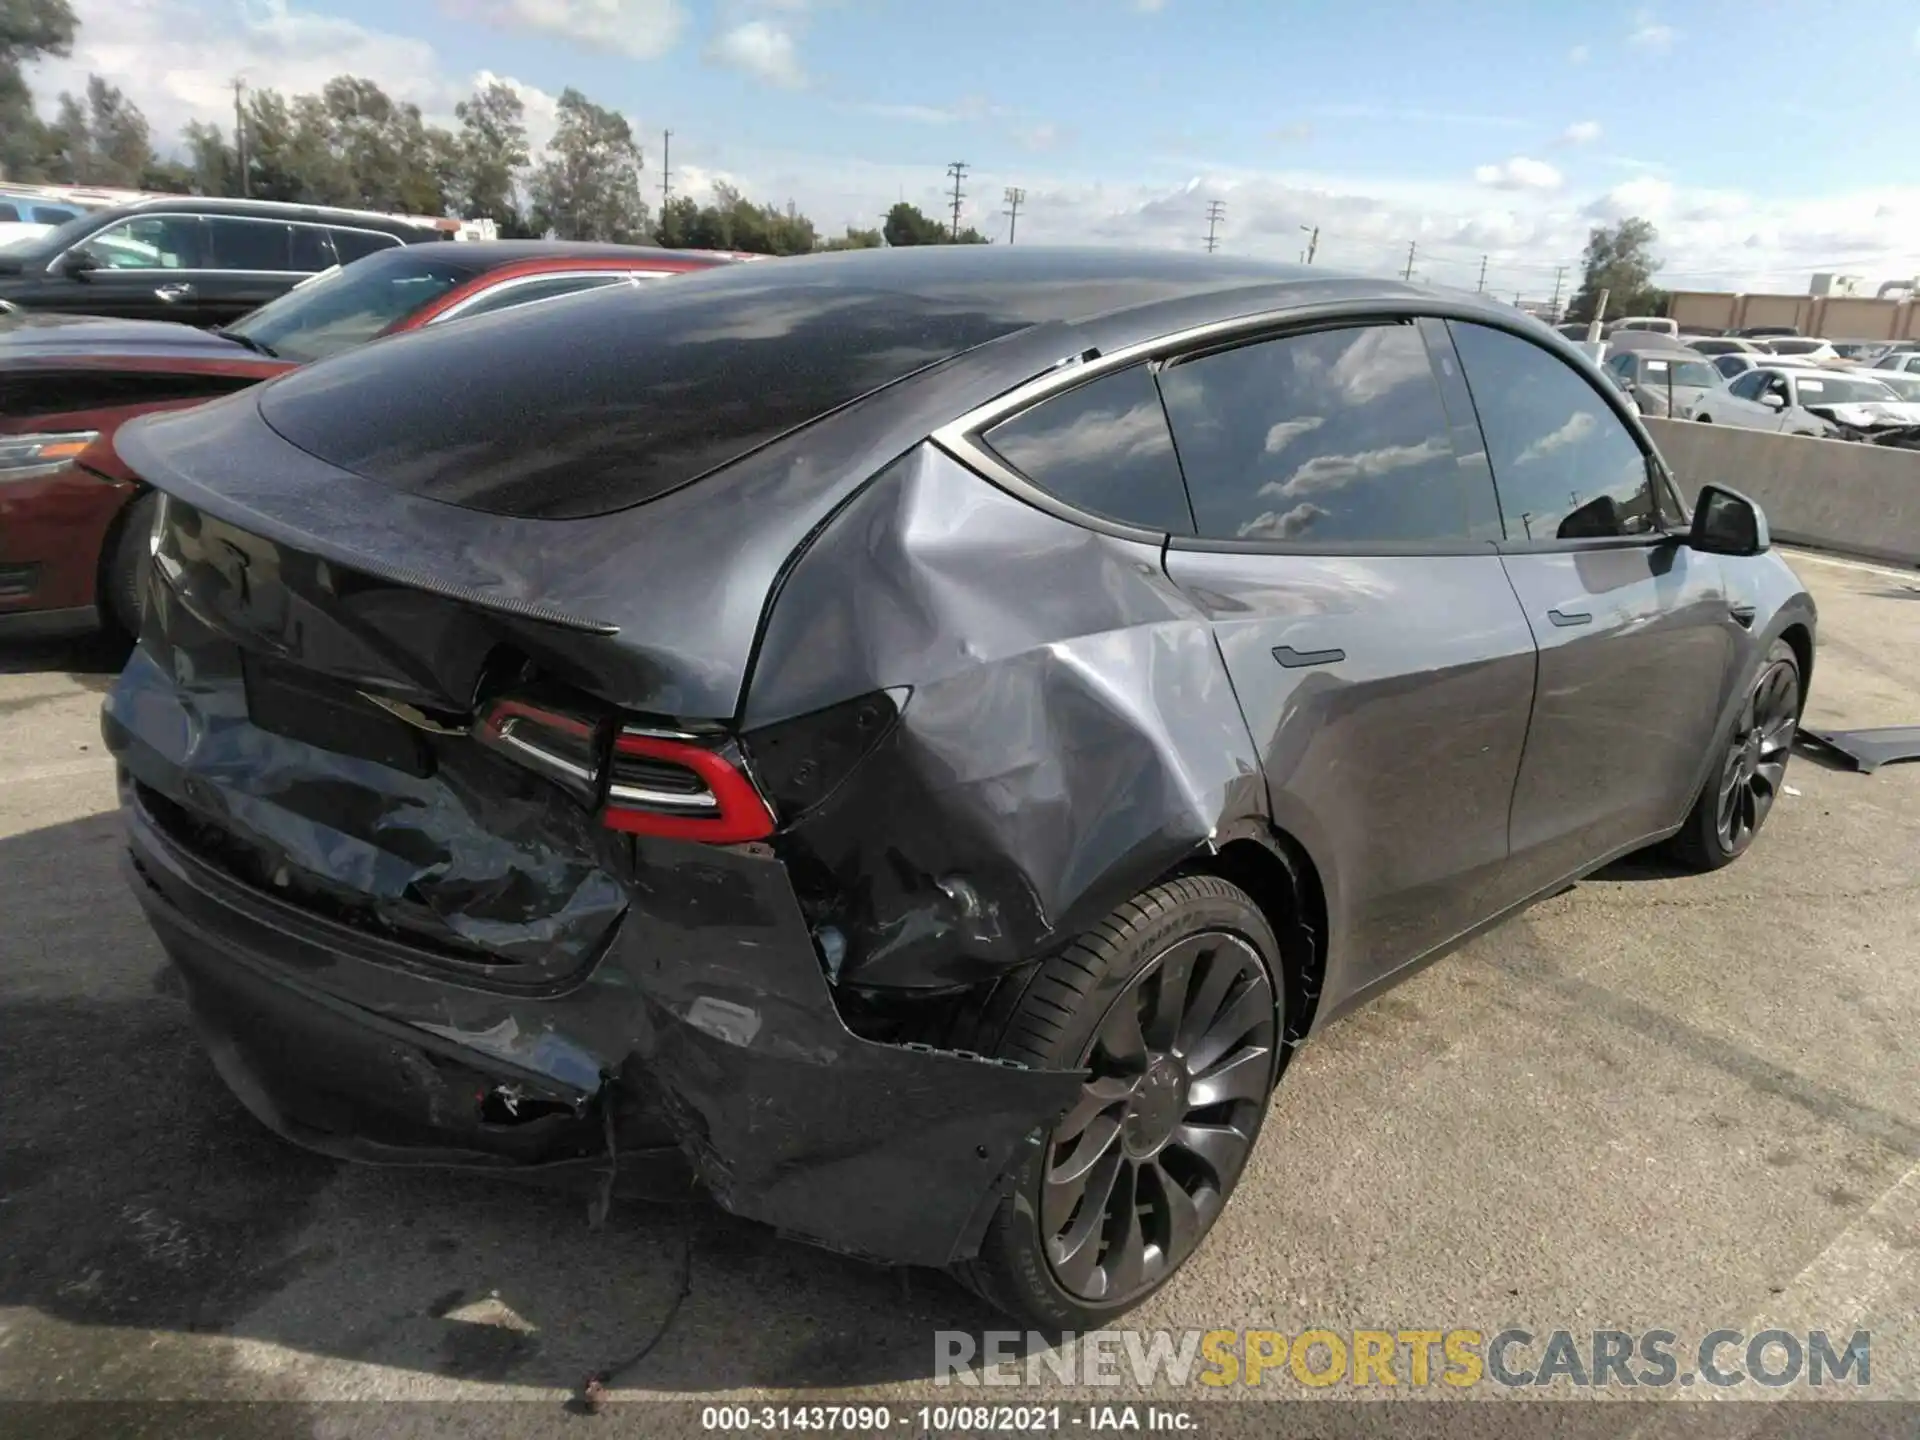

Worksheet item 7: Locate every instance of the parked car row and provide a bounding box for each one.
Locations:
[0,234,738,639]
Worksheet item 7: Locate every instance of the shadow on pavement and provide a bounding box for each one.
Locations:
[0,811,1018,1403]
[0,631,131,685]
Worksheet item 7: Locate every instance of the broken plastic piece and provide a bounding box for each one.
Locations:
[1796,726,1920,775]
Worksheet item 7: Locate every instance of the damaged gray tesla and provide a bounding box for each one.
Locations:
[102,246,1817,1328]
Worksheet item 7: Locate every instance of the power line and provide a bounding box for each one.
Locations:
[1204,200,1226,254]
[1550,265,1566,319]
[1003,186,1025,245]
[946,161,969,239]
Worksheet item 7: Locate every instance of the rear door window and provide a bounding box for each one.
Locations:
[1448,320,1657,542]
[1157,322,1473,546]
[330,228,401,263]
[290,224,336,272]
[0,203,17,221]
[980,365,1193,533]
[206,217,293,271]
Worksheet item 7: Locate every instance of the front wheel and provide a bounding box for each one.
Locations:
[103,491,158,640]
[950,876,1285,1329]
[1665,638,1800,871]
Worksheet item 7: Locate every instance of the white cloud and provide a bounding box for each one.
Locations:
[28,0,458,144]
[1238,503,1328,541]
[847,101,959,125]
[1588,176,1675,219]
[1137,0,1168,10]
[1568,43,1590,64]
[446,0,686,60]
[1560,120,1602,145]
[1628,11,1678,53]
[1515,411,1597,466]
[1474,156,1564,191]
[1263,415,1324,454]
[708,19,805,87]
[1260,437,1451,500]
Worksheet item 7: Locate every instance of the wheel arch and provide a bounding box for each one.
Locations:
[1777,620,1814,713]
[1172,822,1329,1058]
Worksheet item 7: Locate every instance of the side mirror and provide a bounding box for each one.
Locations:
[1689,484,1770,557]
[1759,392,1786,410]
[57,248,100,278]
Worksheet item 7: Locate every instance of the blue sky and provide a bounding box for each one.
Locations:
[30,0,1920,296]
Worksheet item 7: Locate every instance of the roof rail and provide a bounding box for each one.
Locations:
[0,181,493,238]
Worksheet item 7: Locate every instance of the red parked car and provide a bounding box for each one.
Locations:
[0,241,735,639]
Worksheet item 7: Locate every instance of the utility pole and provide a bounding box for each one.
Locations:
[1299,224,1318,264]
[1204,200,1226,254]
[1403,241,1416,282]
[1003,186,1025,245]
[661,129,672,208]
[232,77,250,197]
[946,161,969,239]
[1549,265,1567,320]
[1476,255,1488,293]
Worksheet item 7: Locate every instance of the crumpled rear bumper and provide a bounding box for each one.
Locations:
[116,773,1084,1268]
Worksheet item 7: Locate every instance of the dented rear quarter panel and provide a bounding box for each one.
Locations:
[745,444,1270,993]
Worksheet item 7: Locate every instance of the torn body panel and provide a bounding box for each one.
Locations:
[1796,726,1920,774]
[744,444,1270,994]
[113,747,1086,1266]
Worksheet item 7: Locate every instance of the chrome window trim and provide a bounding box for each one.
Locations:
[55,212,405,273]
[427,270,651,325]
[933,298,1651,552]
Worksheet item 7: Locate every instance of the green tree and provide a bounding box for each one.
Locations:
[882,201,948,246]
[453,79,530,233]
[1568,217,1667,323]
[322,76,450,215]
[528,87,647,241]
[821,225,883,251]
[0,0,77,181]
[653,193,699,248]
[37,76,155,187]
[181,118,239,195]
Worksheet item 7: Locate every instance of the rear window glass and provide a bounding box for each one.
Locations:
[257,277,1033,519]
[983,366,1193,533]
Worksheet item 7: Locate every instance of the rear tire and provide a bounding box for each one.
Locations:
[1665,638,1800,872]
[104,492,157,640]
[948,876,1285,1329]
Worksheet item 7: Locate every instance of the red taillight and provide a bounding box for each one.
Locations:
[472,694,776,845]
[474,697,604,806]
[604,728,775,844]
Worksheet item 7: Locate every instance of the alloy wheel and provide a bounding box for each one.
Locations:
[1716,656,1800,854]
[1043,931,1276,1304]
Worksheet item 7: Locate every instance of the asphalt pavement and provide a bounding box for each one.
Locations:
[1,550,1915,1438]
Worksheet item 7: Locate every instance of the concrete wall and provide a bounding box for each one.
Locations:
[1645,417,1920,567]
[1666,289,1920,340]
